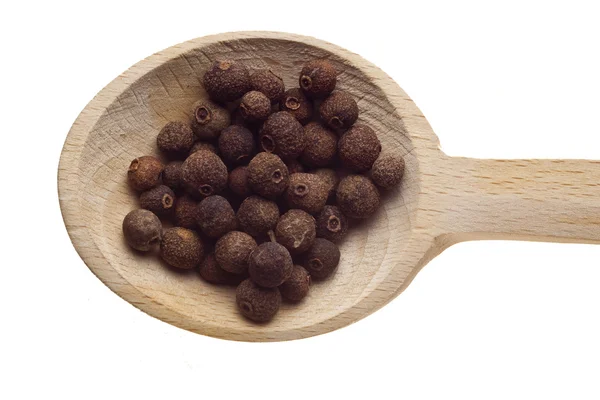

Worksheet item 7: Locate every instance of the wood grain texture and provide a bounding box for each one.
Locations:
[58,32,600,342]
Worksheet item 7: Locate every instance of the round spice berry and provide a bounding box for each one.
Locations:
[320,91,359,130]
[215,231,257,274]
[299,59,337,99]
[371,154,405,189]
[247,152,290,199]
[190,99,231,140]
[199,253,239,285]
[286,173,328,215]
[250,69,285,103]
[240,91,271,122]
[160,227,205,270]
[302,238,340,280]
[162,161,184,191]
[338,124,381,172]
[228,166,252,198]
[181,149,228,198]
[286,159,305,174]
[173,195,198,229]
[336,175,380,219]
[313,168,339,201]
[301,122,338,168]
[122,209,162,251]
[275,209,316,255]
[236,279,281,323]
[196,195,237,238]
[316,205,348,242]
[203,60,251,103]
[237,196,279,237]
[127,156,164,191]
[156,121,194,158]
[279,88,313,125]
[259,111,305,160]
[139,185,175,217]
[279,265,310,302]
[218,125,255,165]
[190,141,218,156]
[249,242,293,288]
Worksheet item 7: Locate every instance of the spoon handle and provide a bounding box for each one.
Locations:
[437,157,600,244]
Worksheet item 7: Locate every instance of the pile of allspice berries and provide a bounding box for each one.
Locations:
[122,59,405,323]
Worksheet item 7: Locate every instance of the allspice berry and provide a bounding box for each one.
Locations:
[250,69,285,103]
[302,238,340,280]
[156,121,194,158]
[320,91,359,130]
[122,209,162,251]
[218,125,255,165]
[301,122,337,168]
[247,152,290,199]
[237,196,279,237]
[279,88,313,125]
[139,185,176,217]
[196,195,237,238]
[190,99,231,140]
[313,168,339,201]
[259,111,305,160]
[190,141,218,156]
[371,154,405,189]
[228,166,252,198]
[162,161,183,191]
[299,59,337,99]
[236,279,281,323]
[181,150,228,198]
[338,124,381,172]
[160,227,205,269]
[336,175,380,219]
[249,242,293,288]
[174,195,198,229]
[286,159,305,174]
[240,91,271,122]
[215,231,257,274]
[316,205,348,242]
[127,156,164,191]
[286,173,328,215]
[275,209,316,255]
[203,60,251,103]
[199,253,239,285]
[279,265,310,302]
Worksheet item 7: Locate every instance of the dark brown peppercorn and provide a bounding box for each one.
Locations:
[162,161,184,191]
[215,231,257,274]
[279,88,313,125]
[280,265,310,302]
[228,166,252,198]
[173,195,198,229]
[160,227,205,269]
[218,125,255,165]
[275,209,316,255]
[237,196,279,237]
[203,60,251,103]
[247,152,290,199]
[122,209,162,251]
[286,159,305,174]
[249,242,293,288]
[190,99,231,140]
[301,122,337,168]
[371,154,405,189]
[127,156,164,191]
[320,91,359,131]
[316,206,348,242]
[199,253,239,285]
[236,279,281,323]
[250,69,285,104]
[302,238,340,280]
[196,195,237,238]
[338,124,381,172]
[189,141,218,156]
[139,185,176,217]
[313,168,339,201]
[286,173,328,215]
[157,121,194,158]
[181,150,228,198]
[336,175,380,219]
[240,91,271,122]
[259,111,305,160]
[299,59,337,99]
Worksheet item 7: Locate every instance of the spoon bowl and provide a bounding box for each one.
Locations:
[59,32,600,341]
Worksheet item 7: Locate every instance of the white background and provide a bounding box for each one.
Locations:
[1,1,600,399]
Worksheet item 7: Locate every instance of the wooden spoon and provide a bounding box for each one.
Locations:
[58,32,600,342]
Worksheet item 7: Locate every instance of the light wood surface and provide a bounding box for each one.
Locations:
[58,32,600,342]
